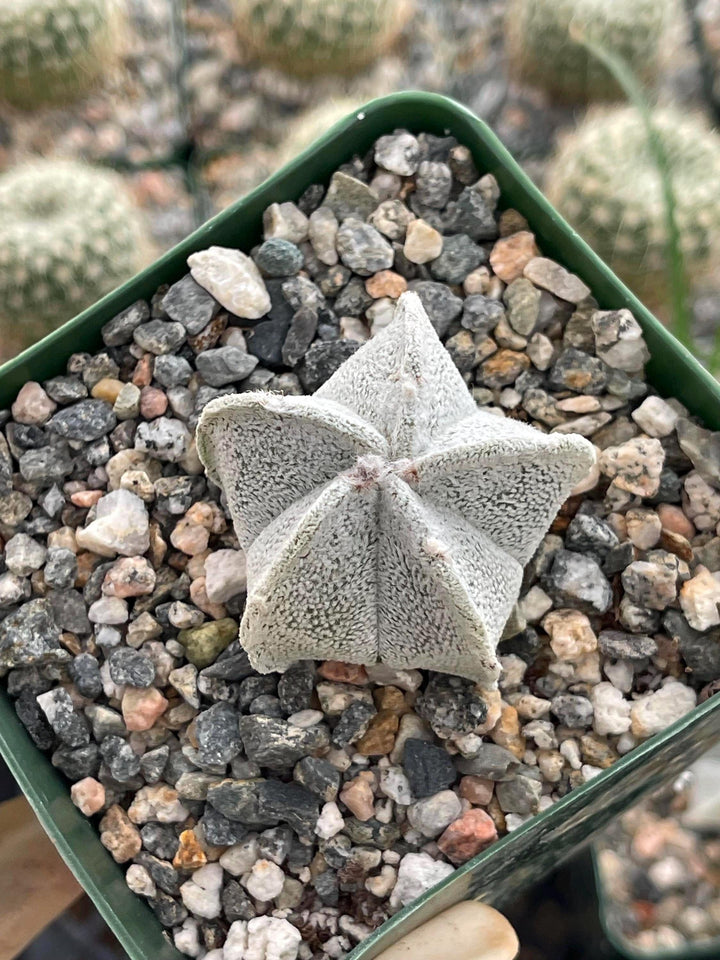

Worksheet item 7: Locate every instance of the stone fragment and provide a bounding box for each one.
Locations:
[437,808,498,863]
[592,309,650,372]
[389,852,454,909]
[188,247,271,319]
[99,805,142,862]
[336,219,394,276]
[630,681,697,738]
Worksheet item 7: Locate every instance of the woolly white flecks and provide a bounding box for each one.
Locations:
[196,291,596,683]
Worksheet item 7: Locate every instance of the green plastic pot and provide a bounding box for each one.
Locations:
[0,92,718,960]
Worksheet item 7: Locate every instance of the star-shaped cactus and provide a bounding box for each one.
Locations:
[196,292,595,683]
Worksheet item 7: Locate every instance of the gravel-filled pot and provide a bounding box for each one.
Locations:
[0,93,719,960]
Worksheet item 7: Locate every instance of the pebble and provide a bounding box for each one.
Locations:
[162,274,220,335]
[263,202,308,245]
[339,772,375,821]
[308,207,339,265]
[336,219,394,276]
[592,309,650,372]
[188,246,271,319]
[76,490,150,558]
[407,789,462,838]
[430,233,485,283]
[324,172,378,222]
[244,859,285,901]
[631,396,679,438]
[489,231,539,283]
[369,199,414,241]
[679,566,720,631]
[11,382,57,425]
[99,805,142,863]
[415,161,452,208]
[122,687,168,732]
[591,683,632,736]
[180,862,223,919]
[196,347,258,387]
[389,853,454,910]
[49,400,116,442]
[399,736,457,798]
[256,239,304,277]
[630,681,697,738]
[544,550,612,615]
[70,776,106,816]
[374,132,421,175]
[135,417,191,463]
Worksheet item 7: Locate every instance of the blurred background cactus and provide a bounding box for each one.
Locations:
[545,106,720,301]
[232,0,413,78]
[0,160,148,358]
[505,0,675,102]
[0,0,125,110]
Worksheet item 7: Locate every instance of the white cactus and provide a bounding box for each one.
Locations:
[197,292,595,684]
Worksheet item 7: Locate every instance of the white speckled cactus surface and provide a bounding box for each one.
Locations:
[197,292,596,682]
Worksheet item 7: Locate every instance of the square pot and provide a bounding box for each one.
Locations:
[0,92,718,960]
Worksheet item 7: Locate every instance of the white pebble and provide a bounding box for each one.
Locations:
[125,863,156,898]
[179,862,223,919]
[75,489,150,558]
[591,682,631,736]
[630,680,697,738]
[244,916,302,960]
[224,920,249,960]
[631,395,679,437]
[188,246,271,320]
[315,802,345,840]
[389,852,454,910]
[174,917,201,957]
[219,836,259,876]
[243,859,285,901]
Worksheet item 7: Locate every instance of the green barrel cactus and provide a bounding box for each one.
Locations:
[0,0,123,109]
[0,160,148,354]
[545,106,720,300]
[233,0,413,77]
[505,0,674,103]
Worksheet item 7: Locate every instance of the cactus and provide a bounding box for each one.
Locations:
[0,160,148,353]
[233,0,412,78]
[505,0,674,103]
[196,292,595,683]
[0,0,123,109]
[545,106,720,299]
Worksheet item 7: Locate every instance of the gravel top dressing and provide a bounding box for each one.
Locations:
[1,128,719,960]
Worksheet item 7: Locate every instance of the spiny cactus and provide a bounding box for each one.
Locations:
[233,0,412,78]
[0,160,148,354]
[545,106,720,298]
[505,0,674,103]
[196,292,595,683]
[0,0,123,109]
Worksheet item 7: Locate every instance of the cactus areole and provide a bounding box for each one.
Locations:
[197,292,595,683]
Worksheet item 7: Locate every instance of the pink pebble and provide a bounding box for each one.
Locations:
[11,382,57,425]
[71,489,104,508]
[71,776,106,816]
[122,687,168,732]
[657,503,695,540]
[140,386,168,419]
